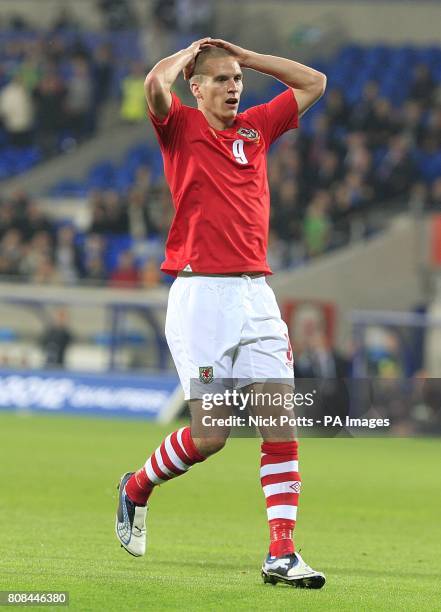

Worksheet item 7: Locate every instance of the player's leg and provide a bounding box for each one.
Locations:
[243,382,323,588]
[116,276,237,556]
[123,399,229,510]
[233,277,325,587]
[115,424,207,557]
[116,396,230,556]
[246,382,298,554]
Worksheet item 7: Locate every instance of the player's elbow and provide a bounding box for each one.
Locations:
[144,71,162,99]
[312,71,327,99]
[318,72,327,95]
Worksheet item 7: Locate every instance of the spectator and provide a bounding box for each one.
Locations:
[120,62,147,122]
[270,179,302,245]
[140,258,161,288]
[369,98,398,147]
[420,106,441,154]
[33,256,59,284]
[16,51,41,93]
[0,203,19,240]
[399,100,425,147]
[0,74,34,147]
[93,44,114,109]
[89,194,108,234]
[349,80,379,133]
[296,329,350,378]
[127,188,159,241]
[19,230,54,280]
[54,225,83,284]
[0,228,23,276]
[65,58,94,141]
[103,190,129,234]
[295,329,350,432]
[41,307,73,368]
[344,133,373,180]
[84,254,107,284]
[316,149,342,190]
[410,63,436,107]
[33,71,66,155]
[303,191,331,257]
[325,88,349,132]
[110,250,140,288]
[303,114,340,171]
[83,233,107,284]
[339,171,374,210]
[43,35,69,67]
[377,135,417,200]
[22,201,54,242]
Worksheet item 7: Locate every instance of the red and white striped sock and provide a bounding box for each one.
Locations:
[125,426,206,505]
[260,440,301,557]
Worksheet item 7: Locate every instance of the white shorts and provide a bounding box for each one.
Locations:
[165,275,294,400]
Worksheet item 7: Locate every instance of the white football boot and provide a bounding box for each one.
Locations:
[115,472,147,557]
[262,551,326,588]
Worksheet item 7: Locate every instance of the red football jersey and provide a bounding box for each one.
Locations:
[148,88,298,276]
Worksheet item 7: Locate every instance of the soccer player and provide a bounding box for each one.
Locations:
[116,37,327,588]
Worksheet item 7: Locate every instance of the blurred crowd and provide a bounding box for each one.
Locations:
[268,65,441,269]
[0,1,216,158]
[0,33,117,157]
[0,8,440,283]
[1,58,441,287]
[0,171,171,288]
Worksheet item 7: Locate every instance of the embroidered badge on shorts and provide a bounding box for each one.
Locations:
[199,366,214,384]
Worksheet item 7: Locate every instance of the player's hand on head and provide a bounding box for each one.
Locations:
[183,37,212,80]
[207,39,250,65]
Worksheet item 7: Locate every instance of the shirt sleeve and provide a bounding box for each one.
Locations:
[147,92,185,150]
[244,88,299,150]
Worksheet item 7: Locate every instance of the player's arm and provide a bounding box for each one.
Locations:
[208,39,326,116]
[144,37,211,121]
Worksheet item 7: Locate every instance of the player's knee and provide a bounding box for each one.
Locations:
[193,436,227,457]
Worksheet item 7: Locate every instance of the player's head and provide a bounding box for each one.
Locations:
[189,46,243,124]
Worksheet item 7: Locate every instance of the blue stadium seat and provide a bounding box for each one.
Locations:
[414,151,441,182]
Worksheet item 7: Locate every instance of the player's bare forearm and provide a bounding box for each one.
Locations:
[146,50,193,91]
[244,52,326,116]
[145,37,211,119]
[246,52,325,93]
[209,39,326,115]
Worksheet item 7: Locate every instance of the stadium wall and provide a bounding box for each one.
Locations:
[217,1,441,45]
[269,214,429,349]
[0,1,439,44]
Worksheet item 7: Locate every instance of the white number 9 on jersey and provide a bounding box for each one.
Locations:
[232,139,248,165]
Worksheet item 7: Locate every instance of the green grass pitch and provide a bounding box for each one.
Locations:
[0,411,440,611]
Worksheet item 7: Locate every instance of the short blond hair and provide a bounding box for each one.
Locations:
[190,46,234,82]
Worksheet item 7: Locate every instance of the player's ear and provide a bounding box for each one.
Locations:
[190,77,203,100]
